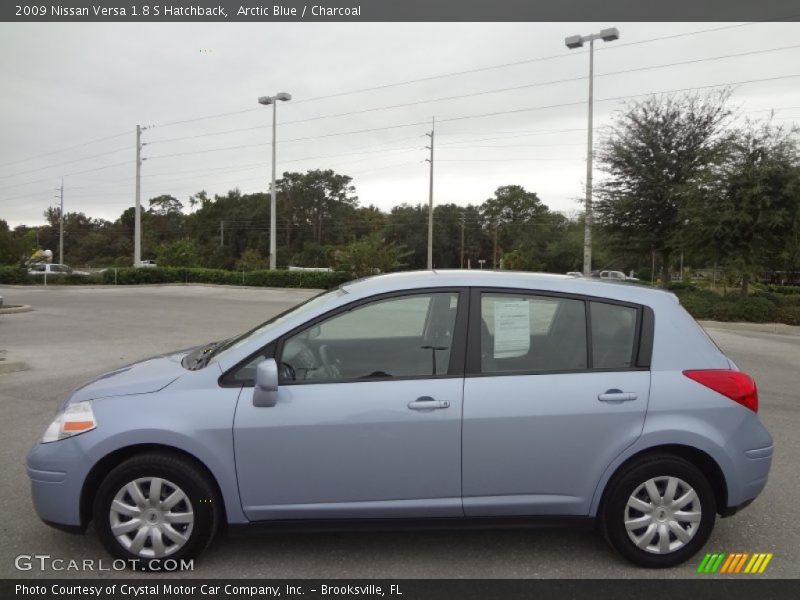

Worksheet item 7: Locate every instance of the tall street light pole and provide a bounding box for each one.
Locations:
[258,92,292,270]
[565,27,619,276]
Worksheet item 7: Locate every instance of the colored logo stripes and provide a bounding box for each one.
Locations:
[697,552,774,574]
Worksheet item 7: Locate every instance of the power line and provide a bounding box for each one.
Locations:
[0,130,130,170]
[0,160,131,193]
[276,44,800,127]
[143,74,800,162]
[149,22,769,130]
[0,146,130,181]
[1,20,788,175]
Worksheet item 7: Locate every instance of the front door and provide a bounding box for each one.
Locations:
[234,289,467,521]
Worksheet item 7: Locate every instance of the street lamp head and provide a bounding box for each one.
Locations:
[258,96,273,105]
[599,27,619,42]
[565,34,584,49]
[275,92,292,102]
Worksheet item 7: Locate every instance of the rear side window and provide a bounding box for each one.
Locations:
[590,302,637,369]
[480,293,587,373]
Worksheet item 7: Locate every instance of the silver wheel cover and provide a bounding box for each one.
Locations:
[109,477,194,558]
[624,476,702,554]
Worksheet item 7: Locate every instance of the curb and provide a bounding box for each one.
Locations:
[698,320,800,337]
[0,351,30,375]
[0,304,33,314]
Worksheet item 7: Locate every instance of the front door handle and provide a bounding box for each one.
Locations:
[408,396,450,410]
[598,389,638,403]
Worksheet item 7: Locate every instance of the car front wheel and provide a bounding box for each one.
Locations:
[602,454,716,568]
[93,452,220,568]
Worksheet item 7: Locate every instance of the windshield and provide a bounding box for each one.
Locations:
[197,287,346,368]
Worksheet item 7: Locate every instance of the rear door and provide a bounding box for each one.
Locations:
[462,288,651,516]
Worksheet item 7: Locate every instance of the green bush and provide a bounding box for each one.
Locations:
[732,296,776,323]
[766,284,800,295]
[678,292,717,319]
[711,301,737,322]
[775,306,800,326]
[94,267,351,289]
[0,266,31,284]
[666,281,698,292]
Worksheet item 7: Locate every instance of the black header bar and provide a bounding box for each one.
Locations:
[2,0,799,23]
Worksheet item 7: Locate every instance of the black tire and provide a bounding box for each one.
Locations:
[601,453,716,568]
[93,452,220,570]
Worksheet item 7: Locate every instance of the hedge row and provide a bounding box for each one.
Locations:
[0,266,352,289]
[675,288,800,325]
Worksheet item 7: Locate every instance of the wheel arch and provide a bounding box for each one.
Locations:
[594,444,728,519]
[80,443,228,529]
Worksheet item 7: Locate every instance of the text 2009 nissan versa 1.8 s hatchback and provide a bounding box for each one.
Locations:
[27,271,773,568]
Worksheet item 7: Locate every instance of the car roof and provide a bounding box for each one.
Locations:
[341,270,676,306]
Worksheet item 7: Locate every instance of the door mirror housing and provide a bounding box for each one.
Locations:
[253,358,279,407]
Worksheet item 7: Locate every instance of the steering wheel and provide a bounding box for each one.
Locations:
[281,337,319,381]
[280,361,297,381]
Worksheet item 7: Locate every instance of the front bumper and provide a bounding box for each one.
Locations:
[27,437,92,530]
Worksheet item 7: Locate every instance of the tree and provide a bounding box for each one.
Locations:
[684,121,800,294]
[595,91,733,285]
[156,239,200,267]
[0,220,24,265]
[276,169,358,248]
[236,248,268,271]
[335,234,410,277]
[148,195,184,216]
[480,185,550,267]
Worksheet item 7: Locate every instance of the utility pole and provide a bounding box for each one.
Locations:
[134,125,142,267]
[220,220,224,247]
[459,213,465,269]
[425,117,435,269]
[57,177,64,265]
[492,222,498,269]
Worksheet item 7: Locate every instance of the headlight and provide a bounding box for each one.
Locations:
[41,401,97,443]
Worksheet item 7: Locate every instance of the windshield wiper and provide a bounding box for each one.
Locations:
[188,340,224,370]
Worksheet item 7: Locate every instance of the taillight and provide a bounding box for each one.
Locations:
[683,369,758,412]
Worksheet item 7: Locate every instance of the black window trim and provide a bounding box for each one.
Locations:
[220,287,470,388]
[466,286,652,378]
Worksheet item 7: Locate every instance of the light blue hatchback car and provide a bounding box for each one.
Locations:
[27,271,773,568]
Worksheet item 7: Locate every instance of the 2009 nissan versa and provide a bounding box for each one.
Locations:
[27,271,773,568]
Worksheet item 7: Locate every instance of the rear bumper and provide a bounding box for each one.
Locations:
[724,442,773,514]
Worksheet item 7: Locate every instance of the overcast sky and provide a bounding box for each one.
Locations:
[1,21,799,227]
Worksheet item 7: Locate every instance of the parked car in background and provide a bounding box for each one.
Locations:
[566,271,583,277]
[136,260,157,268]
[27,271,772,569]
[599,270,628,281]
[28,263,89,276]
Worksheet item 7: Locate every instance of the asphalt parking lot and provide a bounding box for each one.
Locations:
[0,284,797,579]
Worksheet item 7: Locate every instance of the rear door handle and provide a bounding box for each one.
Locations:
[408,396,450,410]
[598,389,638,403]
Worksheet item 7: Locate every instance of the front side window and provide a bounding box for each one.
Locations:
[480,293,587,373]
[279,292,460,383]
[590,302,638,369]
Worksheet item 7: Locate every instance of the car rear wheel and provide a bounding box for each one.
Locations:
[601,454,716,568]
[93,452,220,568]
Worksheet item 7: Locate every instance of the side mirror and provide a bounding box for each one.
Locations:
[253,358,279,407]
